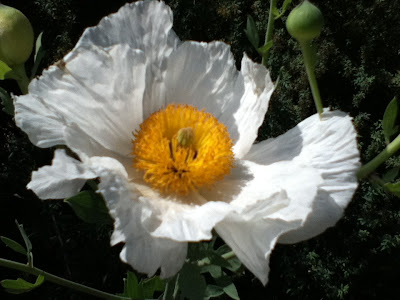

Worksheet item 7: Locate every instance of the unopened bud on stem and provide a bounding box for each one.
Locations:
[286,0,323,42]
[0,4,34,67]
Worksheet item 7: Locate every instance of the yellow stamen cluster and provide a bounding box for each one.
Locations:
[132,104,234,196]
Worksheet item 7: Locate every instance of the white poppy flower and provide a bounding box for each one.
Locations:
[14,0,360,285]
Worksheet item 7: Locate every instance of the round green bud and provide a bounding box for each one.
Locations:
[0,4,34,67]
[286,0,324,42]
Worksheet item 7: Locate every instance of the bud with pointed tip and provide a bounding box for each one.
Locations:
[0,4,34,67]
[286,0,323,42]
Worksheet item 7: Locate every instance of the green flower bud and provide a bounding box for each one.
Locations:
[0,4,34,67]
[286,0,324,42]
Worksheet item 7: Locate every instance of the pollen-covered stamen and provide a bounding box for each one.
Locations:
[132,104,234,196]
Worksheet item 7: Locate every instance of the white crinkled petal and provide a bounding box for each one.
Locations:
[215,193,302,285]
[200,159,323,223]
[165,46,274,159]
[165,41,238,117]
[15,44,146,157]
[219,54,274,158]
[27,149,96,199]
[91,158,187,278]
[76,0,180,118]
[244,110,360,243]
[130,158,321,243]
[139,196,234,242]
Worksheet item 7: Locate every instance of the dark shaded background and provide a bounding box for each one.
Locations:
[1,0,400,299]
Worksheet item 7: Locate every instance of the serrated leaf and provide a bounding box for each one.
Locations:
[64,191,112,224]
[1,275,44,294]
[257,41,273,57]
[385,181,400,198]
[0,60,12,80]
[142,276,165,298]
[0,87,14,116]
[1,236,27,256]
[383,97,398,144]
[204,285,224,299]
[244,15,259,49]
[178,263,206,300]
[223,283,240,300]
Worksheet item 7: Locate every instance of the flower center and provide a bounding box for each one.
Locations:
[132,104,234,195]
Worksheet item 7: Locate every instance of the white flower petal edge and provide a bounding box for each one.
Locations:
[15,44,146,156]
[75,0,180,118]
[164,40,274,158]
[94,160,188,278]
[244,110,360,243]
[27,149,96,199]
[28,149,188,278]
[15,0,179,151]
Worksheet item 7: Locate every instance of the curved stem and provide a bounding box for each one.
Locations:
[0,258,131,300]
[358,134,400,179]
[299,41,323,116]
[262,0,277,66]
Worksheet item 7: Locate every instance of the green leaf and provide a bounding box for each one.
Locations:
[64,191,112,224]
[385,181,400,198]
[271,6,280,18]
[382,97,398,144]
[178,263,206,300]
[223,283,240,300]
[1,275,44,294]
[142,276,165,298]
[274,0,293,20]
[0,236,27,256]
[31,32,46,78]
[257,41,273,57]
[382,167,399,183]
[225,256,242,272]
[119,271,144,298]
[0,87,14,116]
[200,264,223,279]
[0,60,12,80]
[204,285,224,299]
[214,245,242,271]
[244,15,259,49]
[281,0,293,12]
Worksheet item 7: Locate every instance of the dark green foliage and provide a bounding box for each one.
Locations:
[1,0,400,299]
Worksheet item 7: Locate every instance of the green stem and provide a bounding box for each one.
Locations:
[221,251,236,260]
[299,40,323,116]
[357,134,400,179]
[12,64,30,94]
[262,0,277,66]
[197,251,236,267]
[0,258,130,300]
